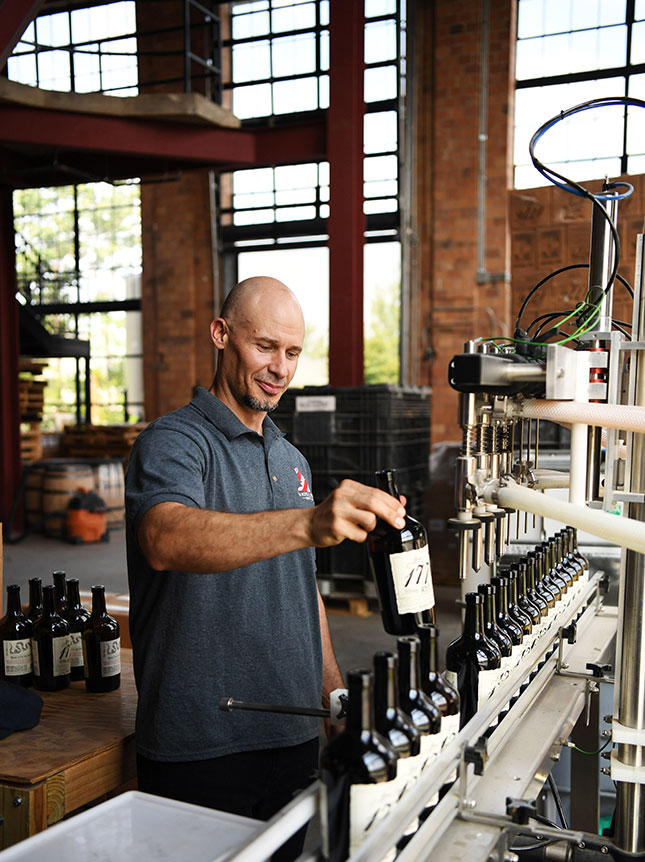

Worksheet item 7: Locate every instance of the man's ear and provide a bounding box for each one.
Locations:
[210,318,228,349]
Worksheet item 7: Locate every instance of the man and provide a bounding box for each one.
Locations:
[125,276,407,859]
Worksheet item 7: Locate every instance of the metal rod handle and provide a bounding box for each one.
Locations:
[219,697,329,718]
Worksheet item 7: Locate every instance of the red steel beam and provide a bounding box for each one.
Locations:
[0,0,45,70]
[0,189,21,532]
[327,0,365,387]
[0,105,327,172]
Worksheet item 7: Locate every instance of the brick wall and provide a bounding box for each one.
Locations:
[409,0,515,445]
[136,1,219,420]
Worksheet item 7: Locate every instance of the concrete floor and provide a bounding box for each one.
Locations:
[2,528,462,674]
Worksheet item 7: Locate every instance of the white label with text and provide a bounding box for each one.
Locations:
[69,632,84,668]
[3,639,31,676]
[389,546,435,614]
[52,635,71,677]
[350,780,398,858]
[100,638,121,677]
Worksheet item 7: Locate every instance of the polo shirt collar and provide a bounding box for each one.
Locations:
[191,386,285,442]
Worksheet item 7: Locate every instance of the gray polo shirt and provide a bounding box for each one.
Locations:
[125,387,322,761]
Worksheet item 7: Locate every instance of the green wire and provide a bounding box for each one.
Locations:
[570,736,612,756]
[480,297,602,351]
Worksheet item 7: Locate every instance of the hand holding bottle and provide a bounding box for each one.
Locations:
[308,478,407,547]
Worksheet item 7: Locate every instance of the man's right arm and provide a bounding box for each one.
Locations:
[137,478,406,573]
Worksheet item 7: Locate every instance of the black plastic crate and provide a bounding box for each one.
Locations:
[273,385,431,578]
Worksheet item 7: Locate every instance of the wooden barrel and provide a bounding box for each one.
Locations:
[24,463,46,529]
[42,463,95,538]
[94,461,125,530]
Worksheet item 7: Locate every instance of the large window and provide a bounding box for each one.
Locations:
[15,183,143,428]
[220,0,405,383]
[515,0,645,187]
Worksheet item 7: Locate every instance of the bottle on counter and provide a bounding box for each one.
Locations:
[52,570,69,618]
[24,577,43,626]
[567,526,588,582]
[0,584,32,686]
[320,668,398,862]
[65,578,91,682]
[367,469,435,636]
[32,584,70,691]
[489,576,523,650]
[417,623,460,743]
[445,592,501,729]
[82,585,121,692]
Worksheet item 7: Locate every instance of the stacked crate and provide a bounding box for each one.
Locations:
[19,360,47,462]
[62,423,147,460]
[271,385,431,593]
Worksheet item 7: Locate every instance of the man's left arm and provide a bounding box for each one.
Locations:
[318,588,344,714]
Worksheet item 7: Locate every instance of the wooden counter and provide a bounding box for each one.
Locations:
[0,650,137,849]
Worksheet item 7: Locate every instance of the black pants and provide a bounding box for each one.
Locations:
[137,738,319,862]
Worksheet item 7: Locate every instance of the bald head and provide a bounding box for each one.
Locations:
[209,276,305,432]
[220,276,303,329]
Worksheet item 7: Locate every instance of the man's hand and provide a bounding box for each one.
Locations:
[308,479,406,547]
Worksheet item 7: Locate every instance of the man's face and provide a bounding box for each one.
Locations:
[214,293,305,425]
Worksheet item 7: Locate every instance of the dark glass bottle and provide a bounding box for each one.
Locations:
[52,570,69,617]
[367,469,434,635]
[490,576,523,647]
[531,547,557,609]
[477,584,513,661]
[0,585,32,686]
[524,555,548,620]
[556,532,578,586]
[417,623,460,722]
[506,570,533,638]
[32,584,70,691]
[25,577,43,625]
[82,585,120,691]
[567,527,588,580]
[535,544,561,605]
[65,579,91,682]
[543,541,567,595]
[445,593,501,728]
[551,536,574,590]
[320,668,398,862]
[561,529,584,583]
[514,562,541,629]
[397,636,441,746]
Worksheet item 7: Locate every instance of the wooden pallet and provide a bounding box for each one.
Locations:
[20,422,43,463]
[18,360,47,423]
[62,423,147,459]
[318,574,376,617]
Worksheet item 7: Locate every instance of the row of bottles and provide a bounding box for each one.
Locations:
[0,571,120,693]
[321,625,459,862]
[445,528,588,728]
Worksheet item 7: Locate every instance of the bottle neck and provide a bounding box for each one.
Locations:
[517,563,529,595]
[91,586,107,616]
[53,571,67,602]
[67,579,81,609]
[28,578,42,608]
[464,595,483,636]
[526,557,537,591]
[43,585,57,616]
[347,671,374,736]
[375,469,399,499]
[398,637,421,695]
[6,584,22,615]
[418,624,439,676]
[494,579,509,614]
[508,572,520,605]
[374,652,398,721]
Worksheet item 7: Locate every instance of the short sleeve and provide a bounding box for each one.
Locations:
[125,424,207,538]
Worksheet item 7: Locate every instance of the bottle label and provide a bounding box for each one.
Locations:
[477,668,499,709]
[3,639,31,676]
[100,638,121,677]
[52,635,71,677]
[349,780,398,857]
[439,713,460,782]
[69,632,84,668]
[396,752,421,794]
[389,546,435,614]
[420,731,442,768]
[31,638,40,677]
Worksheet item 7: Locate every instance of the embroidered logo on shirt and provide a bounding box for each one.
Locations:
[294,467,314,501]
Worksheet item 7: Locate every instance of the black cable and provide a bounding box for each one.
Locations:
[515,263,590,331]
[613,322,630,336]
[532,813,561,830]
[527,310,575,334]
[548,773,569,830]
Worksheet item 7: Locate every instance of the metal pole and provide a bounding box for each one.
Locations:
[614,232,645,855]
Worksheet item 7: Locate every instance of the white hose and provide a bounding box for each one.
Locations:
[485,480,645,555]
[518,400,645,433]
